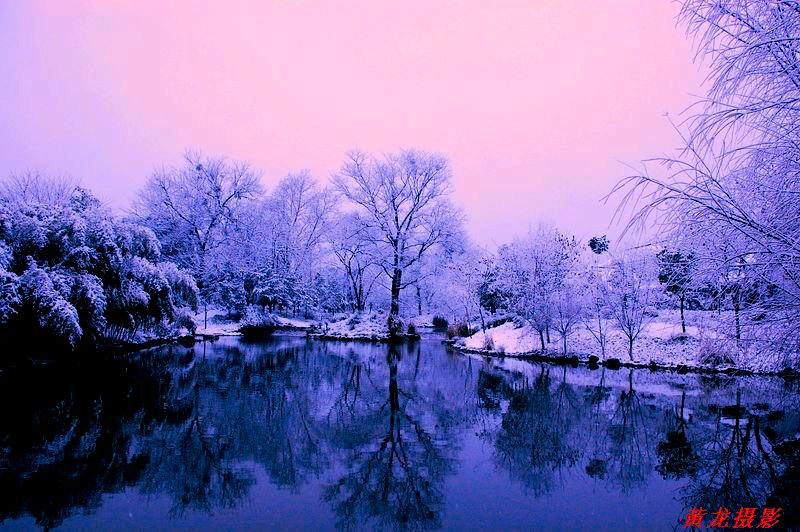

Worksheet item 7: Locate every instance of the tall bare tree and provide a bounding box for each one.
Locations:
[270,171,337,283]
[333,149,462,336]
[606,255,658,361]
[134,150,261,327]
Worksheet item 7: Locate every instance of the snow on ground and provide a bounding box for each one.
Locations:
[410,314,436,327]
[195,308,242,336]
[464,321,537,353]
[461,309,780,373]
[316,312,390,339]
[194,308,313,336]
[273,315,314,329]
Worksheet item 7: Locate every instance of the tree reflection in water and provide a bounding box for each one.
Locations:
[490,366,582,496]
[479,361,800,525]
[670,388,791,519]
[323,343,467,530]
[1,338,799,530]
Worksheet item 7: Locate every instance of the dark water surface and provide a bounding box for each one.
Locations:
[1,336,798,531]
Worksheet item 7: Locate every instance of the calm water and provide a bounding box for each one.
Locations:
[1,336,798,531]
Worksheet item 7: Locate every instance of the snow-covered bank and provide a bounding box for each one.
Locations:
[194,308,313,337]
[309,312,430,341]
[457,310,797,374]
[194,308,426,342]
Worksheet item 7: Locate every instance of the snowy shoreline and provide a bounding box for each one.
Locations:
[445,341,797,377]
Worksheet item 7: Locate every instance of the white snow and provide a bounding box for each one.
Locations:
[273,315,313,329]
[465,321,538,353]
[460,309,773,372]
[194,308,313,336]
[316,312,390,339]
[410,314,437,327]
[194,308,242,336]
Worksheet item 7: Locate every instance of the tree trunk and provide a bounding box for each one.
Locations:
[562,335,567,356]
[478,305,486,333]
[679,295,686,334]
[597,317,606,359]
[539,330,546,353]
[356,280,364,312]
[628,336,634,361]
[388,267,403,337]
[732,291,741,343]
[416,285,422,316]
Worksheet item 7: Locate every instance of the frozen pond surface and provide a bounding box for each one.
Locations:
[1,336,798,530]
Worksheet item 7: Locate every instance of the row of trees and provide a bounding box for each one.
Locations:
[132,149,464,336]
[0,148,466,346]
[433,227,665,360]
[1,145,784,358]
[437,221,791,362]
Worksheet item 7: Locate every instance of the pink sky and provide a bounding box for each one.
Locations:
[0,1,704,246]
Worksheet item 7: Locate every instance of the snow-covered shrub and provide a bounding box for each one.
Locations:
[0,270,19,325]
[0,241,11,271]
[71,273,107,336]
[240,306,278,331]
[407,322,418,336]
[496,343,506,355]
[172,307,197,335]
[0,186,198,349]
[17,265,83,347]
[159,262,198,311]
[387,313,404,337]
[312,267,352,315]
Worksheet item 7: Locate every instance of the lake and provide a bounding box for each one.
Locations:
[1,335,798,530]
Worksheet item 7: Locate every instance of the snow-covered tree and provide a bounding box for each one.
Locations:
[134,150,261,326]
[606,254,658,361]
[269,171,337,293]
[497,226,581,352]
[552,282,584,356]
[657,249,696,334]
[0,171,77,207]
[333,149,463,336]
[433,249,491,332]
[477,257,508,315]
[217,170,337,318]
[578,265,612,359]
[617,0,800,360]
